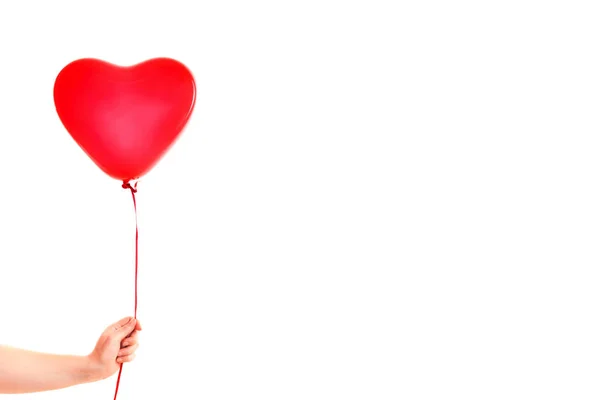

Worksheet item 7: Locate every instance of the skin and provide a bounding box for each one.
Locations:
[0,316,142,394]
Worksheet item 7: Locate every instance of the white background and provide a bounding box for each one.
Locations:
[0,1,599,399]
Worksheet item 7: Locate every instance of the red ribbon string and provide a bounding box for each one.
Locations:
[113,180,139,400]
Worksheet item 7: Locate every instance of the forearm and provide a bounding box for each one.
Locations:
[0,345,100,394]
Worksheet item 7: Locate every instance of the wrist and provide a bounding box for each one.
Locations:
[81,354,106,383]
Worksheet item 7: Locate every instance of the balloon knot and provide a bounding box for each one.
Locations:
[122,181,138,193]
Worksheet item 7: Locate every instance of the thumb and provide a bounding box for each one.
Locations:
[110,317,137,341]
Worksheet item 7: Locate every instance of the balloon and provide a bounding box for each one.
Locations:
[53,57,196,182]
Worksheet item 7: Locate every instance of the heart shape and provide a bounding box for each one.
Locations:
[53,58,196,182]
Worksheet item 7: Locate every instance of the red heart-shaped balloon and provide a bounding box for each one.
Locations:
[53,58,196,182]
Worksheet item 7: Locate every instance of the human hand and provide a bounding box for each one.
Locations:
[87,317,142,381]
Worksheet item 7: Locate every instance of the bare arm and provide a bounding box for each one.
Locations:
[0,346,100,394]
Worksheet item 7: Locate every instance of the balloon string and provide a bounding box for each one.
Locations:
[113,180,139,400]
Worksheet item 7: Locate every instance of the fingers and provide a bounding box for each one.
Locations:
[111,317,138,341]
[111,317,135,332]
[109,317,142,332]
[122,330,139,348]
[116,325,140,363]
[117,354,136,363]
[118,342,139,357]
